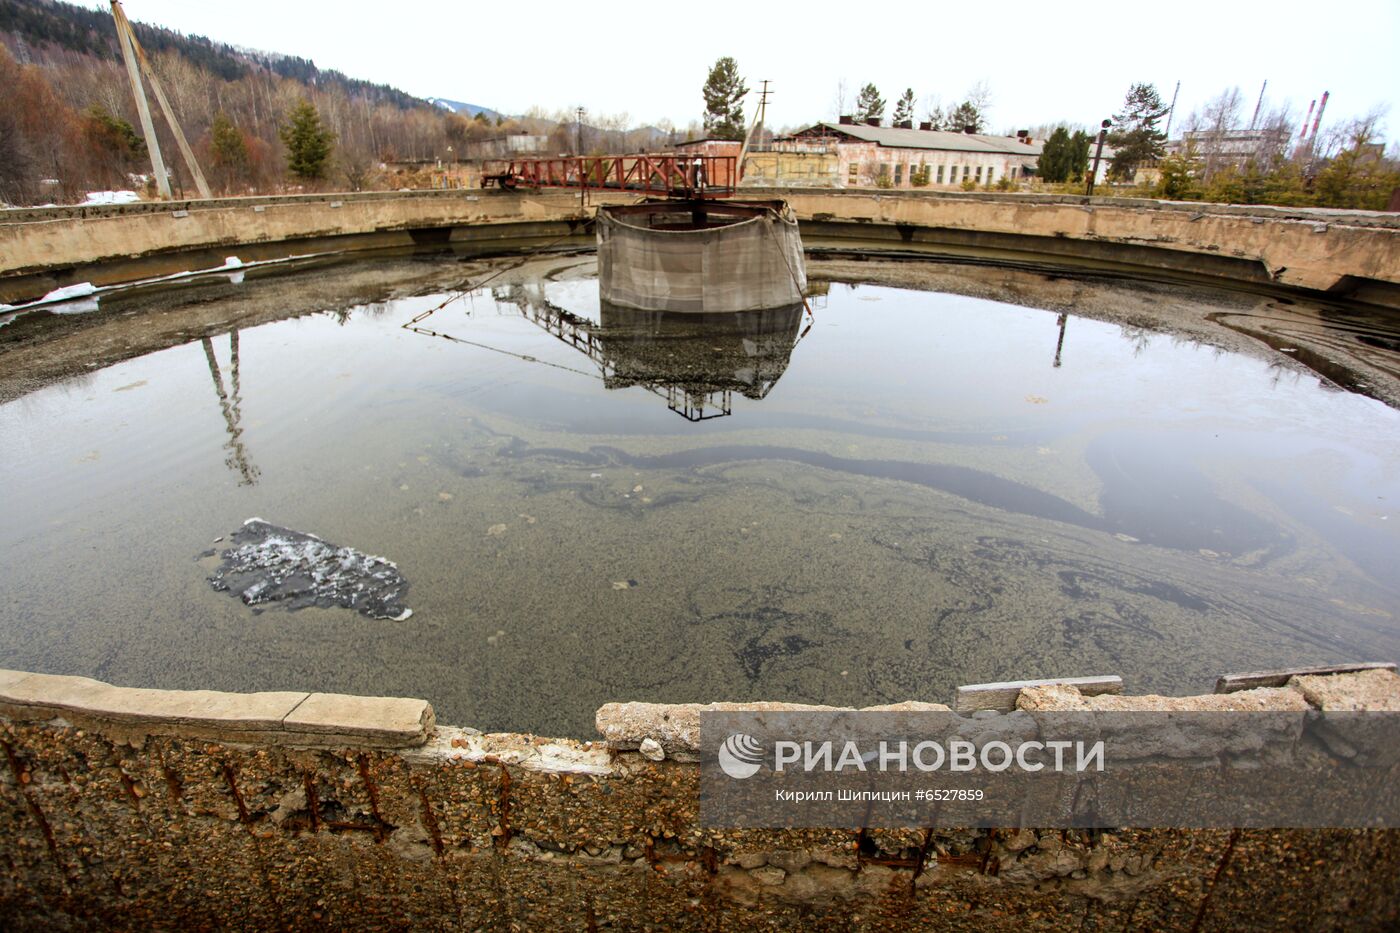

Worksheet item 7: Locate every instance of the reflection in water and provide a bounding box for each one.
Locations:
[200,331,259,485]
[427,283,809,422]
[592,303,805,411]
[1053,312,1068,368]
[1208,300,1400,404]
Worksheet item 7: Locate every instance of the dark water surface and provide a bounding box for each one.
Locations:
[2,254,1398,736]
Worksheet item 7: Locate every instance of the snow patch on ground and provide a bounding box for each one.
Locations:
[3,282,100,316]
[0,252,313,320]
[41,282,98,302]
[82,190,141,205]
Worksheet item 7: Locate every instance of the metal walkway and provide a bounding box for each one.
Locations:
[481,155,737,199]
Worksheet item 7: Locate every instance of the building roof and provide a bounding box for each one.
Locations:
[793,123,1043,156]
[674,137,743,147]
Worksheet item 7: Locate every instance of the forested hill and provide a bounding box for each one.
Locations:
[0,0,532,205]
[0,0,427,109]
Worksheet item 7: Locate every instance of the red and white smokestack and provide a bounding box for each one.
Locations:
[1301,100,1315,141]
[1310,91,1329,142]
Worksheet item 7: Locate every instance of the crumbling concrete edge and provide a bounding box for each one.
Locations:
[5,664,1395,763]
[0,668,434,749]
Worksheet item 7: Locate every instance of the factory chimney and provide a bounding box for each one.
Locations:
[1309,91,1329,141]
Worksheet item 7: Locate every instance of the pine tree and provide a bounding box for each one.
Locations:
[1040,127,1094,183]
[1155,142,1202,200]
[854,84,885,123]
[1108,82,1169,180]
[1038,127,1073,182]
[279,99,334,180]
[947,100,984,133]
[1314,129,1400,210]
[893,88,915,126]
[209,110,250,191]
[1069,130,1092,181]
[210,111,249,170]
[701,57,748,140]
[83,105,145,161]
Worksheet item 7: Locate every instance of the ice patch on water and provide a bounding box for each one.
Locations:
[207,519,412,621]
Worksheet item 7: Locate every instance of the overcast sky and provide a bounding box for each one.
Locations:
[92,0,1400,142]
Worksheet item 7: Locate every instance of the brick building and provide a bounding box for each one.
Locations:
[784,121,1044,188]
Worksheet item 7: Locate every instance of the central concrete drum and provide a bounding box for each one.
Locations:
[595,199,806,313]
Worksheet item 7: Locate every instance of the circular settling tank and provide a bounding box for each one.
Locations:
[1,251,1397,736]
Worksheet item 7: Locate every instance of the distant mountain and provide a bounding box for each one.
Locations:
[426,98,502,122]
[632,125,675,146]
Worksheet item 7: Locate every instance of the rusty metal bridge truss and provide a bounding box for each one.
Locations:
[481,155,737,199]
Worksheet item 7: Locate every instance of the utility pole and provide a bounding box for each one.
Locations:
[110,1,211,199]
[111,1,169,198]
[1086,118,1111,197]
[755,79,771,139]
[575,107,585,155]
[737,80,771,183]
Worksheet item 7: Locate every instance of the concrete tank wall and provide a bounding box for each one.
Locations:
[3,188,1398,306]
[2,666,1398,930]
[764,188,1400,299]
[0,189,611,304]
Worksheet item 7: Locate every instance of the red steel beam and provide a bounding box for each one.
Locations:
[482,155,736,198]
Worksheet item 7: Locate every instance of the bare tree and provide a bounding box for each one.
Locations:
[1252,105,1295,163]
[966,80,994,122]
[1186,86,1244,181]
[0,108,35,204]
[152,51,215,138]
[1311,106,1388,162]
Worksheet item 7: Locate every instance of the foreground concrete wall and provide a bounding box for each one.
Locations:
[3,188,1397,305]
[3,667,1398,931]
